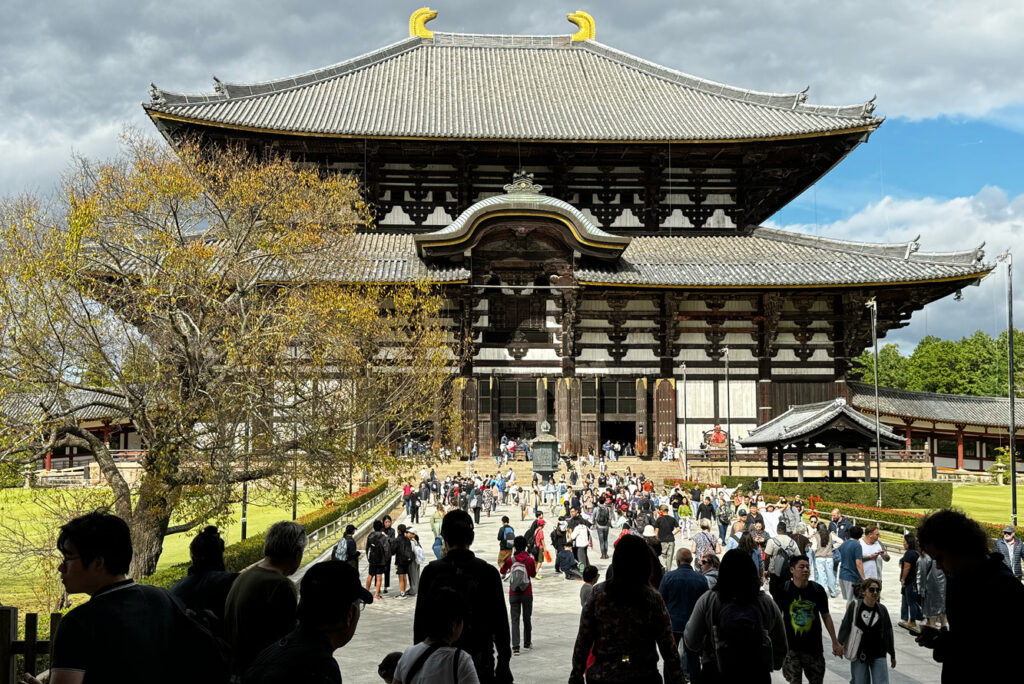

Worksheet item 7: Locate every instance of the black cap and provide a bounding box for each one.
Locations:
[298,560,373,625]
[344,524,357,536]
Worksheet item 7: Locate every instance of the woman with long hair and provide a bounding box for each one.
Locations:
[737,530,763,581]
[683,549,786,683]
[810,521,840,598]
[569,535,684,684]
[898,533,923,630]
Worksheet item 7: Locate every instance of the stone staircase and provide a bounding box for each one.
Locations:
[407,456,692,486]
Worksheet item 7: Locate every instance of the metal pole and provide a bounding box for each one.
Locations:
[725,348,733,476]
[682,363,688,478]
[1004,252,1017,526]
[868,299,883,507]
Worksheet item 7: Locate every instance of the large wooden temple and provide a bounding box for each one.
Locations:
[144,9,991,459]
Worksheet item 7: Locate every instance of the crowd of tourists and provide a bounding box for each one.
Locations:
[19,468,1024,684]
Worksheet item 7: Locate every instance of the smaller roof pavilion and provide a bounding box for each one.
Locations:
[741,398,902,481]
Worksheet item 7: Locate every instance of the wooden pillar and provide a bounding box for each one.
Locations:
[555,377,582,455]
[460,378,478,457]
[840,451,848,480]
[903,419,914,452]
[828,452,835,480]
[653,378,677,452]
[777,447,785,481]
[635,377,648,457]
[477,377,494,459]
[102,422,111,448]
[797,446,805,482]
[768,445,775,481]
[45,450,52,471]
[956,424,965,470]
[865,447,872,482]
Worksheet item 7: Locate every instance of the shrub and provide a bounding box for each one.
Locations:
[718,477,951,509]
[0,461,23,488]
[142,479,388,588]
[808,500,1019,540]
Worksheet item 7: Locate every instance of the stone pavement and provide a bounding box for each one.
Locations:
[333,501,943,683]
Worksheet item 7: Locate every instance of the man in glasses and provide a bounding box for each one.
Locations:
[994,525,1023,581]
[773,555,843,684]
[244,560,372,683]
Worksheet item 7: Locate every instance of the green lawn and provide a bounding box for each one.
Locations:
[0,487,322,613]
[950,484,1024,526]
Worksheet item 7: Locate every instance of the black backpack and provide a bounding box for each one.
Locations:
[594,506,610,526]
[368,532,387,565]
[710,594,774,676]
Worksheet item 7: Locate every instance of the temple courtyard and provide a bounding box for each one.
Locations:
[327,500,942,683]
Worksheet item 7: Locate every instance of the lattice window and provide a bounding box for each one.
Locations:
[599,379,636,414]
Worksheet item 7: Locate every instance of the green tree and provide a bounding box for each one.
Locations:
[995,328,1024,399]
[850,343,909,387]
[904,336,960,393]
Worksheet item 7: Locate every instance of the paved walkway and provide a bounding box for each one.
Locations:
[333,501,942,683]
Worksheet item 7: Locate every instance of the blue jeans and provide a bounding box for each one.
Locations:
[814,556,837,597]
[901,584,923,622]
[718,522,729,541]
[432,535,443,560]
[596,525,610,557]
[850,657,889,684]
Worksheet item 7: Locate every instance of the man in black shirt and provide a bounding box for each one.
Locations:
[653,506,679,570]
[414,509,513,684]
[28,512,225,684]
[243,560,372,684]
[224,521,306,675]
[773,555,843,684]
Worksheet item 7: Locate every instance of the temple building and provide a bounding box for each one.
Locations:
[144,9,991,460]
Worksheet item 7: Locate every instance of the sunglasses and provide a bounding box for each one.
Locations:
[866,587,880,594]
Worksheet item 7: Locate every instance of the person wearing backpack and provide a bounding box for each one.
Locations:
[414,510,513,684]
[496,516,516,568]
[593,502,612,559]
[332,524,360,575]
[500,536,537,655]
[684,549,787,684]
[716,495,732,541]
[765,521,800,602]
[394,524,416,599]
[773,555,843,684]
[394,586,480,684]
[365,520,389,600]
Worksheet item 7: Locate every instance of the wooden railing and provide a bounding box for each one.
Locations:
[304,489,397,553]
[0,608,61,684]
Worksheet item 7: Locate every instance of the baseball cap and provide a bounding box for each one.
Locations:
[642,525,656,536]
[1004,525,1015,534]
[344,524,357,536]
[406,527,417,534]
[298,560,373,626]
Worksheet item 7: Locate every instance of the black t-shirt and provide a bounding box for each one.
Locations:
[654,515,678,543]
[899,550,919,589]
[51,580,180,683]
[224,566,299,673]
[242,625,341,684]
[775,580,829,654]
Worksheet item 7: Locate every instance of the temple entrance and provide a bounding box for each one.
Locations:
[599,421,634,446]
[498,421,535,442]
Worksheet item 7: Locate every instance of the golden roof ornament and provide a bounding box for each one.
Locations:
[567,10,596,41]
[504,170,543,195]
[409,7,438,39]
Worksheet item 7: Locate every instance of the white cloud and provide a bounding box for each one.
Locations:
[769,187,1024,349]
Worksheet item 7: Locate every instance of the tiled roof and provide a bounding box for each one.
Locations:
[740,398,902,446]
[146,32,881,142]
[296,226,987,287]
[849,382,1024,429]
[0,389,130,424]
[575,227,988,287]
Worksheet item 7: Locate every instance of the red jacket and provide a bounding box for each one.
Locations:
[500,551,537,595]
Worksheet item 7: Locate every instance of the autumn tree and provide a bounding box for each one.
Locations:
[0,135,458,576]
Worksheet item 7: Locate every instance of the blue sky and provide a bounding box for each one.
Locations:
[2,1,1022,351]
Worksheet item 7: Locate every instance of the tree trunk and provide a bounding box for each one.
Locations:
[127,479,174,578]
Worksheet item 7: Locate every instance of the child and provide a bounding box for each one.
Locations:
[556,542,583,580]
[392,587,478,683]
[580,565,600,607]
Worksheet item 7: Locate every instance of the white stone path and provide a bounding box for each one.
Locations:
[332,501,943,683]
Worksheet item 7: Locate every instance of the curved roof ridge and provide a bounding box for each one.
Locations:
[752,226,986,266]
[581,41,878,119]
[149,36,422,106]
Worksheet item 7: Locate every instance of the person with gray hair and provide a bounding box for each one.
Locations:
[224,521,307,674]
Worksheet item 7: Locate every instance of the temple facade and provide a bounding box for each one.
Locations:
[144,10,991,459]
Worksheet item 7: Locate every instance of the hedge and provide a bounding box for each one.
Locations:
[718,476,952,509]
[809,500,1020,540]
[142,479,388,589]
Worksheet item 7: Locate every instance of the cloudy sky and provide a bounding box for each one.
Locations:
[3,0,1022,351]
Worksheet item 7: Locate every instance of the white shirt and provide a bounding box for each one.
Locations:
[395,642,479,684]
[860,539,886,579]
[572,523,591,548]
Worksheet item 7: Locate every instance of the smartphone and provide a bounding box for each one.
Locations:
[897,622,921,635]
